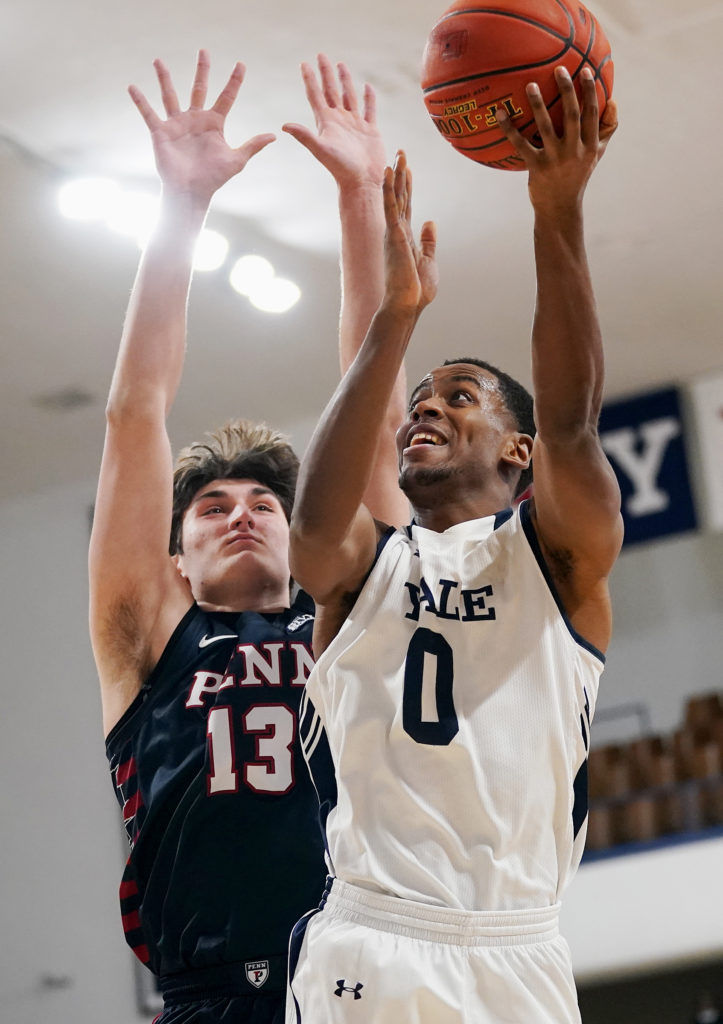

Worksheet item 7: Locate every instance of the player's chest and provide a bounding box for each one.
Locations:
[143,633,316,799]
[183,634,315,711]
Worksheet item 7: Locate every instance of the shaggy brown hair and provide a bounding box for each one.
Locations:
[170,419,298,554]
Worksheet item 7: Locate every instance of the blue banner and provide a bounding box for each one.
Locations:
[599,387,697,547]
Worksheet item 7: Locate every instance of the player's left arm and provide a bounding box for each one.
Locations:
[290,154,437,617]
[497,67,623,653]
[283,55,409,527]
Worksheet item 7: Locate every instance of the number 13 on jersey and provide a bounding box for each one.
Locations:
[206,703,296,795]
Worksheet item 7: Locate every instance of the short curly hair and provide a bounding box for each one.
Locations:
[170,419,298,555]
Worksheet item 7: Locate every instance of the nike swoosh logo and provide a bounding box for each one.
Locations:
[199,633,238,648]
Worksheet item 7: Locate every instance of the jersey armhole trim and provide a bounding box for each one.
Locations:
[375,522,398,565]
[339,523,397,623]
[519,500,606,665]
[105,603,200,750]
[360,522,397,594]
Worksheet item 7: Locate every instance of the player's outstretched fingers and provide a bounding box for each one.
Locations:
[298,60,325,121]
[317,53,342,110]
[392,150,409,219]
[403,166,413,226]
[579,67,599,147]
[281,120,316,152]
[382,164,401,228]
[213,61,246,118]
[336,61,360,115]
[128,85,162,132]
[419,220,437,261]
[598,98,619,151]
[362,82,376,125]
[153,58,181,117]
[232,132,277,171]
[553,66,581,123]
[189,49,211,111]
[282,63,324,148]
[525,81,557,147]
[495,104,536,165]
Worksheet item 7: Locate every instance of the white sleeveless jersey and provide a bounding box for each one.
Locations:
[300,502,603,912]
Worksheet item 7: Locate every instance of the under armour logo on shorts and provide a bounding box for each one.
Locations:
[334,980,364,999]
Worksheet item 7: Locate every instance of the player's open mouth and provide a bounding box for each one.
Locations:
[409,431,446,447]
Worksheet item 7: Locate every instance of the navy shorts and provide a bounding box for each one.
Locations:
[154,959,287,1024]
[153,991,284,1024]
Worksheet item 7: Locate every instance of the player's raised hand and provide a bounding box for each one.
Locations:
[129,50,276,204]
[381,151,438,317]
[496,65,618,215]
[282,54,386,190]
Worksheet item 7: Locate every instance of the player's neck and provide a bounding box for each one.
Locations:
[194,575,291,615]
[411,485,514,533]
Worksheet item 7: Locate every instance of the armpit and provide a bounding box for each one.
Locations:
[544,543,575,582]
[313,588,361,657]
[528,498,575,583]
[98,594,154,682]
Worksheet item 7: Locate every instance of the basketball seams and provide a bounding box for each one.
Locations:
[430,68,606,155]
[596,54,612,100]
[431,1,574,43]
[447,14,596,154]
[423,47,572,96]
[423,5,575,94]
[422,0,613,167]
[423,5,593,97]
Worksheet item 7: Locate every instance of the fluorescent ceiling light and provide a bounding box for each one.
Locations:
[193,229,229,272]
[249,277,301,314]
[229,254,275,297]
[58,178,121,221]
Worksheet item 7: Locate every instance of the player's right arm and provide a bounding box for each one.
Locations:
[495,68,622,654]
[283,55,409,528]
[89,52,274,736]
[289,155,437,648]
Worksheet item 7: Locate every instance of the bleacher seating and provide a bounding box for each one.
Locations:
[585,690,723,853]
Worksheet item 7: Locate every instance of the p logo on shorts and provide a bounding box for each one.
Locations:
[245,960,269,988]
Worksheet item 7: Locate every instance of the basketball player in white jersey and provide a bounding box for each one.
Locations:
[286,67,623,1023]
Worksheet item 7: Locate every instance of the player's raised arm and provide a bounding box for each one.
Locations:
[89,52,275,736]
[289,153,437,609]
[283,55,409,526]
[496,65,623,651]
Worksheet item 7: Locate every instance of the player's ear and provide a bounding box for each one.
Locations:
[173,553,188,581]
[502,432,533,471]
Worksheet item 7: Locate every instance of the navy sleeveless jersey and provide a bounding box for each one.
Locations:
[105,591,326,990]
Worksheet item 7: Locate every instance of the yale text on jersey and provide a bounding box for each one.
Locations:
[404,576,496,622]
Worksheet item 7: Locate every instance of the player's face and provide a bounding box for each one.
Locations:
[396,364,517,494]
[177,478,290,601]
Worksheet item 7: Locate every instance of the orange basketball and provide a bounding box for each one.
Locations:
[421,0,613,170]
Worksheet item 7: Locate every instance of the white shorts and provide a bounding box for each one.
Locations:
[286,879,581,1024]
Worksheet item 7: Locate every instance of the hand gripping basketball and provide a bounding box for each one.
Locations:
[496,65,618,209]
[421,0,614,171]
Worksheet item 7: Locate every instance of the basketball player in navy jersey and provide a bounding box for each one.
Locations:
[89,51,407,1024]
[287,68,623,1022]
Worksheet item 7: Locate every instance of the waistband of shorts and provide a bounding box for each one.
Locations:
[159,956,287,1001]
[324,878,561,947]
